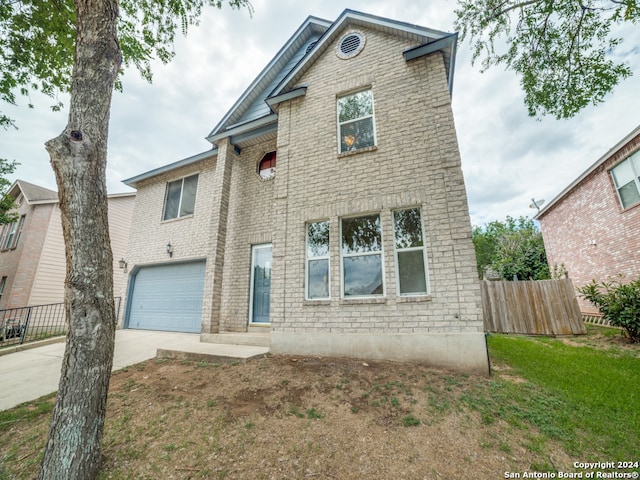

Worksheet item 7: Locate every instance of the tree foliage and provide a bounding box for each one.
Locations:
[472,216,550,280]
[578,276,640,342]
[0,158,18,224]
[454,0,639,119]
[0,0,253,128]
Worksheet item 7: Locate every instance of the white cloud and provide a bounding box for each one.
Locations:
[2,0,639,228]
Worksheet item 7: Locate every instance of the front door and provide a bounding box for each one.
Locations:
[250,244,272,324]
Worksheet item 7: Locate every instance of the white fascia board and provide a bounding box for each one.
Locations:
[536,123,640,219]
[122,148,218,188]
[206,16,332,140]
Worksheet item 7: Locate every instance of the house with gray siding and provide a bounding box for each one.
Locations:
[122,10,488,373]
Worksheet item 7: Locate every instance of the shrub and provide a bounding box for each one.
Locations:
[577,277,640,342]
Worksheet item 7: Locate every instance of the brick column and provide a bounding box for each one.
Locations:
[201,138,234,333]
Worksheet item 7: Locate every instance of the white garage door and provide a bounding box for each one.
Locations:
[126,261,205,333]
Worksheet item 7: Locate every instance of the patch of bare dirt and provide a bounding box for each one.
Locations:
[74,355,573,480]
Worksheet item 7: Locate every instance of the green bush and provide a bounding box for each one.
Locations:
[578,277,640,342]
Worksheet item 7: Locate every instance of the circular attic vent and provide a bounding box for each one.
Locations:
[336,31,365,59]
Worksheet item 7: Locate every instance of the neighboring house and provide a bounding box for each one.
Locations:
[536,125,640,313]
[122,10,487,373]
[0,180,135,313]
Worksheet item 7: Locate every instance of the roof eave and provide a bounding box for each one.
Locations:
[122,148,218,188]
[403,33,458,94]
[536,123,640,219]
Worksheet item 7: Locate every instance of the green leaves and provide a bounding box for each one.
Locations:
[0,0,253,127]
[578,276,640,342]
[472,215,550,280]
[455,0,639,118]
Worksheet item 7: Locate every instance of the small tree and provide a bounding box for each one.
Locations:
[578,277,640,342]
[472,216,550,280]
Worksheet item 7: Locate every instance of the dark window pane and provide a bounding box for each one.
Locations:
[163,180,182,220]
[398,250,427,294]
[393,208,424,248]
[340,118,374,152]
[180,175,198,216]
[342,215,381,254]
[308,259,329,299]
[343,254,383,296]
[618,180,640,209]
[307,221,329,257]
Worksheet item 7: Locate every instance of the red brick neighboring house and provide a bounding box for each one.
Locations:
[536,125,640,313]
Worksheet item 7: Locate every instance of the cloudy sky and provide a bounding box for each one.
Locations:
[2,0,639,226]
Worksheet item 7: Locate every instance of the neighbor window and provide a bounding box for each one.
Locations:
[306,221,330,299]
[341,214,383,296]
[393,208,429,295]
[4,221,17,249]
[337,89,376,153]
[163,174,198,221]
[0,276,6,301]
[13,215,26,248]
[0,224,9,250]
[611,151,640,209]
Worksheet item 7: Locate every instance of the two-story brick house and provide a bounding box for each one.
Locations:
[536,124,640,313]
[0,180,135,312]
[122,10,488,373]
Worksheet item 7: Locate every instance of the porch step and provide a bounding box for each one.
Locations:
[200,332,270,347]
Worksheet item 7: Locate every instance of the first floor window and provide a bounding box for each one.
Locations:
[611,151,640,209]
[393,208,428,295]
[306,221,330,299]
[163,174,198,221]
[341,214,383,296]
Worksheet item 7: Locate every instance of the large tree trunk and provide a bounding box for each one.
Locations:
[39,1,121,478]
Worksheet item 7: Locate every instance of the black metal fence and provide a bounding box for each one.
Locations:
[0,298,121,348]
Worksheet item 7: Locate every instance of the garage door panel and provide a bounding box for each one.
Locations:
[127,261,205,333]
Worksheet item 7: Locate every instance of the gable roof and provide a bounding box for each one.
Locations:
[535,123,640,219]
[8,180,58,205]
[207,9,457,145]
[124,10,459,187]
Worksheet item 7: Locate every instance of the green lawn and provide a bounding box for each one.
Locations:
[474,329,639,460]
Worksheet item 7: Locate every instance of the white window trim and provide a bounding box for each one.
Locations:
[4,221,17,250]
[13,215,26,248]
[392,208,430,296]
[336,88,377,154]
[611,151,640,210]
[162,174,198,222]
[305,220,330,300]
[340,213,385,298]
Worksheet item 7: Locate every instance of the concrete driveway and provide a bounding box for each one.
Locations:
[0,329,269,411]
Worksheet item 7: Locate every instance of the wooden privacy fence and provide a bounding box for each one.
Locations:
[481,278,586,335]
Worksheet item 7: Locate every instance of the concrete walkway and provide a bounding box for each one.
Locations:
[0,329,269,411]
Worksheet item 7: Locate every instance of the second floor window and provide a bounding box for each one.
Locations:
[611,151,640,209]
[163,174,198,221]
[337,89,376,153]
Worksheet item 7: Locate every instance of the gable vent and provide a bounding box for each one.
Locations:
[305,41,317,55]
[336,31,365,59]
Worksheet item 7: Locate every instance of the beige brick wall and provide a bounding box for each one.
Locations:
[217,27,483,336]
[123,25,484,361]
